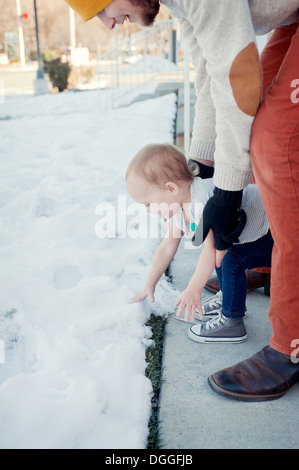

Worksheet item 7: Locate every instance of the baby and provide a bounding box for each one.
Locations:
[126,143,273,343]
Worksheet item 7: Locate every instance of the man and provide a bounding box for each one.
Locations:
[65,0,299,401]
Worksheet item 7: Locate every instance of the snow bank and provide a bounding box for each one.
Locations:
[0,88,178,449]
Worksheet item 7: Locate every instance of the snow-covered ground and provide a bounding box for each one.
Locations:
[0,87,178,449]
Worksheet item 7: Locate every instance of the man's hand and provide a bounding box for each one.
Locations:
[188,159,214,179]
[192,187,247,256]
[216,249,228,268]
[207,229,228,268]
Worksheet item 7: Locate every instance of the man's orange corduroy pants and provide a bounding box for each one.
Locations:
[251,20,299,356]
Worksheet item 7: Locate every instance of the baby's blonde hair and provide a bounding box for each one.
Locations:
[126,143,196,188]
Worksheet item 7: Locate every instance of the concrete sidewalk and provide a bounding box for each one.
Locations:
[158,244,299,449]
[157,88,299,450]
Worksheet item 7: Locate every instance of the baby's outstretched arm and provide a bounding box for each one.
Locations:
[131,224,182,304]
[175,230,216,321]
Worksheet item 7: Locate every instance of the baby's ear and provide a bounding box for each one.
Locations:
[165,182,178,194]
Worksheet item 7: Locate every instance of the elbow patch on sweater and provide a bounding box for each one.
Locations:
[229,42,262,117]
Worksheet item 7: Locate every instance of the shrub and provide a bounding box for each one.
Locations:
[43,57,71,92]
[41,50,57,63]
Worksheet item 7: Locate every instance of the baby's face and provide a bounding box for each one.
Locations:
[126,174,181,219]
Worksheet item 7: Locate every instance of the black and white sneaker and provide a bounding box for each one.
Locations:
[188,312,247,343]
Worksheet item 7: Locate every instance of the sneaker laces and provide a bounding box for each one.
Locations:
[203,291,223,309]
[205,313,227,331]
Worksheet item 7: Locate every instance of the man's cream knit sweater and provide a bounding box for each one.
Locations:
[162,0,299,191]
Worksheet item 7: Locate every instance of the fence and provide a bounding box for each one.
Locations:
[96,19,193,152]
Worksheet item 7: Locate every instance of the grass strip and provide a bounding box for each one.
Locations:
[145,313,167,449]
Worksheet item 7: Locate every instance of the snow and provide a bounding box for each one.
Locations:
[0,87,178,449]
[123,56,182,74]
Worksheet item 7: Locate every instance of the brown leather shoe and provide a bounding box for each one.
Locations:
[205,269,271,296]
[208,346,299,401]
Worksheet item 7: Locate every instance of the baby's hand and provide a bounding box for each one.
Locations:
[130,285,155,304]
[174,286,203,322]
